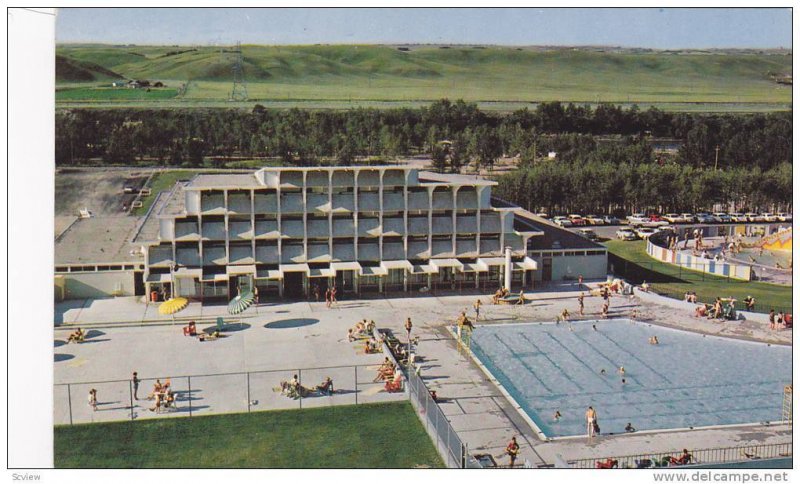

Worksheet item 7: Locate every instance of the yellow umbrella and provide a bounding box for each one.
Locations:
[159,297,189,316]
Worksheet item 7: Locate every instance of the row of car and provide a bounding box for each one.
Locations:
[615,226,662,241]
[544,212,791,228]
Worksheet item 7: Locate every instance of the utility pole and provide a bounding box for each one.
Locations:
[714,145,720,171]
[229,41,248,101]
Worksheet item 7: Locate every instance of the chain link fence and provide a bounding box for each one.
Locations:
[54,364,405,426]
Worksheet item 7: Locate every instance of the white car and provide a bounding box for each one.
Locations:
[695,213,715,224]
[616,227,638,240]
[663,213,684,223]
[729,212,747,222]
[712,212,731,223]
[584,215,606,225]
[745,213,765,222]
[577,228,599,241]
[552,216,573,227]
[635,227,658,239]
[627,213,649,226]
[776,213,793,222]
[681,213,696,223]
[760,213,778,222]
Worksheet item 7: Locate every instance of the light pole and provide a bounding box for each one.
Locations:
[404,317,413,363]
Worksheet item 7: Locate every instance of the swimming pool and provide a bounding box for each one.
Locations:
[468,319,791,438]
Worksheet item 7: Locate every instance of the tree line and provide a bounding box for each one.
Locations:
[56,100,791,174]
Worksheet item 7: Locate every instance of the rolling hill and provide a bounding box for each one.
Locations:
[56,54,125,82]
[54,44,793,109]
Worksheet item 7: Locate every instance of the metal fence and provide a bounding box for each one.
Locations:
[54,364,405,426]
[406,366,470,468]
[568,442,792,469]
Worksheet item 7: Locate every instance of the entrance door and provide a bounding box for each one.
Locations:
[283,272,305,299]
[542,258,553,281]
[335,270,355,294]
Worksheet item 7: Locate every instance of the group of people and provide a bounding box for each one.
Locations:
[769,309,793,330]
[683,291,698,304]
[347,319,376,342]
[147,379,178,413]
[181,321,223,341]
[492,287,525,305]
[278,374,335,399]
[373,358,404,392]
[694,297,738,321]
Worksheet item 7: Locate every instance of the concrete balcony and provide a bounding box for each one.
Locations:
[201,221,226,241]
[148,245,174,267]
[432,216,454,235]
[407,216,429,235]
[306,170,329,188]
[307,193,330,213]
[201,193,226,215]
[332,171,354,187]
[203,246,227,266]
[432,190,453,210]
[456,238,478,257]
[254,220,280,239]
[383,169,406,186]
[358,192,380,211]
[358,217,381,237]
[175,246,201,266]
[307,243,332,263]
[481,212,501,233]
[383,217,405,236]
[281,244,305,263]
[332,219,355,237]
[280,193,304,213]
[408,240,430,259]
[456,215,478,233]
[480,238,501,255]
[255,244,279,264]
[357,243,380,262]
[229,221,253,240]
[456,190,479,210]
[174,221,200,241]
[253,193,277,213]
[331,193,355,213]
[307,219,330,239]
[332,242,355,262]
[357,170,380,187]
[227,192,251,214]
[279,171,303,189]
[431,239,454,258]
[407,191,429,211]
[383,241,405,260]
[229,245,254,265]
[280,220,304,239]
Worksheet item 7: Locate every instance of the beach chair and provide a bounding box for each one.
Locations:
[215,317,225,332]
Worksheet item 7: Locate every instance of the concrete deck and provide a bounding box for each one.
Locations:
[54,283,792,466]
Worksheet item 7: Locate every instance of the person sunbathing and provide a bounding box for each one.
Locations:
[669,449,692,466]
[457,312,475,331]
[198,330,223,341]
[374,362,396,382]
[316,377,334,395]
[385,372,404,392]
[492,289,503,305]
[695,305,708,318]
[67,328,85,343]
[147,380,163,400]
[364,338,381,354]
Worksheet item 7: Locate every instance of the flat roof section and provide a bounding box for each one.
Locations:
[417,171,496,187]
[55,216,143,265]
[187,173,261,189]
[512,209,605,251]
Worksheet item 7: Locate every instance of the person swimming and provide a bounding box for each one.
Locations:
[618,366,625,375]
[592,324,597,331]
[600,369,606,375]
[553,410,562,421]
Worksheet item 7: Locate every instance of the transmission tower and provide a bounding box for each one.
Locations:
[229,41,248,101]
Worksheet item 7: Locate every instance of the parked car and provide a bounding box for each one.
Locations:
[729,212,747,223]
[616,227,638,241]
[745,212,766,222]
[552,216,573,227]
[644,215,670,228]
[534,212,549,219]
[712,212,732,223]
[584,215,606,225]
[603,215,621,225]
[695,213,715,224]
[635,227,658,239]
[568,214,586,226]
[680,213,696,223]
[760,213,778,222]
[776,213,793,222]
[577,228,599,241]
[663,213,684,223]
[627,213,649,226]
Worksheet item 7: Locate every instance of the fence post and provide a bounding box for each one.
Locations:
[67,383,73,425]
[298,369,302,409]
[188,376,193,417]
[129,380,135,420]
[246,372,251,413]
[354,366,358,405]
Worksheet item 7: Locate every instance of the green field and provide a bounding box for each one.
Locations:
[56,86,178,101]
[132,170,199,216]
[55,402,443,468]
[55,44,792,110]
[605,240,792,314]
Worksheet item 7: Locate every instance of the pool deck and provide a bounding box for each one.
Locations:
[54,282,792,467]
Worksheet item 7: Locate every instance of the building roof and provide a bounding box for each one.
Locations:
[55,216,145,265]
[417,171,497,187]
[186,173,262,189]
[511,208,606,251]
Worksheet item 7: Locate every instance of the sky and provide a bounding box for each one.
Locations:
[55,7,792,49]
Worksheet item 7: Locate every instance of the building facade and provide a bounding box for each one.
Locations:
[141,166,542,300]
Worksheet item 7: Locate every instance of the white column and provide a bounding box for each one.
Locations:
[504,245,512,290]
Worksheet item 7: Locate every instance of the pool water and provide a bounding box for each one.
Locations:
[469,320,791,438]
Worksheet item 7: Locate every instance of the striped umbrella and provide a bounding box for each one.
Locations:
[228,290,255,315]
[158,297,189,315]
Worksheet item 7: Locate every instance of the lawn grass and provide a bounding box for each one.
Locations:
[55,402,443,468]
[131,170,199,216]
[56,87,178,101]
[605,240,792,314]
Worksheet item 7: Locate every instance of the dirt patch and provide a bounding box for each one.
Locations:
[55,169,153,216]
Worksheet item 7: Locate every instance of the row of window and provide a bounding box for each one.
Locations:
[55,264,143,273]
[529,250,607,258]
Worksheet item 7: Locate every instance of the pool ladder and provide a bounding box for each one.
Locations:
[782,385,792,426]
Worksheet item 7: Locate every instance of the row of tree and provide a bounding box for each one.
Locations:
[495,161,793,215]
[55,100,792,172]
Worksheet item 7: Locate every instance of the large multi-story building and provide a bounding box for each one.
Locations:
[140,166,543,300]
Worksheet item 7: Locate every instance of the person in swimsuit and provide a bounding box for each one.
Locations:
[586,406,597,438]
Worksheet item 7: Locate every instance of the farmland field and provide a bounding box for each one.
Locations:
[56,87,178,101]
[55,44,792,111]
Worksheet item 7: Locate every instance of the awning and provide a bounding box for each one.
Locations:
[514,257,538,271]
[279,263,310,274]
[412,264,438,274]
[460,261,489,273]
[146,273,172,283]
[360,266,388,276]
[174,268,202,278]
[479,257,507,266]
[381,260,413,271]
[330,261,362,272]
[309,268,335,278]
[226,264,256,276]
[431,258,463,270]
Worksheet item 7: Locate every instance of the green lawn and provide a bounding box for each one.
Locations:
[605,240,792,314]
[131,170,199,216]
[55,402,443,468]
[56,87,178,101]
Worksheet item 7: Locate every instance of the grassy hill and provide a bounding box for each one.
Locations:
[55,44,793,110]
[55,54,124,82]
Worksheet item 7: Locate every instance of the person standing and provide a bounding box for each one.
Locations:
[253,285,259,305]
[331,285,338,306]
[325,287,332,308]
[577,274,583,288]
[88,389,98,412]
[132,372,140,400]
[769,309,776,330]
[314,284,320,303]
[505,436,520,467]
[474,299,482,321]
[578,293,584,316]
[586,406,597,438]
